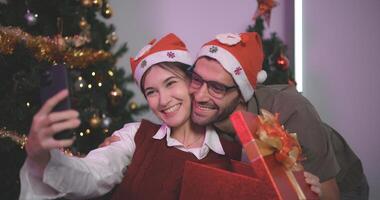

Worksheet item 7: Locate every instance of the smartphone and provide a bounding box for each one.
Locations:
[40,64,74,140]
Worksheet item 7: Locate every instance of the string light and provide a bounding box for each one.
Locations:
[91,72,96,76]
[78,76,83,80]
[85,129,91,134]
[88,84,92,89]
[98,82,102,87]
[26,102,30,107]
[108,70,114,76]
[79,132,84,136]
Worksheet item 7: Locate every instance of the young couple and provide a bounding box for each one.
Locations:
[20,32,324,199]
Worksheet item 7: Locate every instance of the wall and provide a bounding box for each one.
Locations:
[303,1,380,199]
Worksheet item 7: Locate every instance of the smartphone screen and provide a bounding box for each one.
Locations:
[40,64,74,140]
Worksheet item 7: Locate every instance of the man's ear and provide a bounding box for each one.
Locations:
[235,96,247,112]
[240,96,245,103]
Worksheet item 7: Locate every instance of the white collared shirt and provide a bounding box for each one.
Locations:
[153,123,225,159]
[19,121,225,200]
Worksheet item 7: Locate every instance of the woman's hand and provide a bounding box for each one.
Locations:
[26,89,81,166]
[304,171,322,197]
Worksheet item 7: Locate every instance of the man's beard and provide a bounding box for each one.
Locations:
[213,96,240,123]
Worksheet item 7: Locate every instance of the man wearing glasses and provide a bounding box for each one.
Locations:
[188,32,368,200]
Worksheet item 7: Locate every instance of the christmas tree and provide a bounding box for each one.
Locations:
[248,14,295,85]
[0,0,147,199]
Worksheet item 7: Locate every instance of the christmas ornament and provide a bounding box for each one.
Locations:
[275,53,289,71]
[89,113,101,128]
[109,84,123,105]
[101,114,112,128]
[252,0,278,26]
[105,32,118,46]
[79,17,89,30]
[101,3,113,18]
[92,0,103,9]
[81,0,92,7]
[129,101,138,111]
[24,9,38,26]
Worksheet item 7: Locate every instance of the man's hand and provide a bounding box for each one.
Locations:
[304,171,322,196]
[99,135,121,148]
[304,171,340,200]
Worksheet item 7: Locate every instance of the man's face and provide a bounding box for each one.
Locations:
[189,57,241,126]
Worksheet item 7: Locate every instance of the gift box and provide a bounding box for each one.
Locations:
[229,110,319,200]
[179,160,279,200]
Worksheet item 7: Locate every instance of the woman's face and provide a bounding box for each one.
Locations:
[143,65,191,128]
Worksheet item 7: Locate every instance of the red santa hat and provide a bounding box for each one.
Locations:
[130,33,193,87]
[196,32,266,102]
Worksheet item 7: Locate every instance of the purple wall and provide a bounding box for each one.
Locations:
[303,1,380,199]
[110,0,380,198]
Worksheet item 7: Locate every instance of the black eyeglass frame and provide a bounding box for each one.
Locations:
[188,70,238,98]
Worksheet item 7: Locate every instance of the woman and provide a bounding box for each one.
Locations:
[20,33,241,199]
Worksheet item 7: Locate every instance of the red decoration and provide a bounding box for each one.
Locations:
[252,0,278,26]
[276,54,289,71]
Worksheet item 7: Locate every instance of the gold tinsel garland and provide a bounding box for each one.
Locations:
[0,26,111,69]
[0,128,82,156]
[0,128,27,149]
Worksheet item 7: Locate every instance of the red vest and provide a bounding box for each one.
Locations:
[111,120,241,200]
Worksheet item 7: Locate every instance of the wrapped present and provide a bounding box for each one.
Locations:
[180,161,279,200]
[230,109,319,200]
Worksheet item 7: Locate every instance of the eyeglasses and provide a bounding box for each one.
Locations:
[189,71,237,99]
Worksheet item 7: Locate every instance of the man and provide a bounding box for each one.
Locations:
[188,32,367,199]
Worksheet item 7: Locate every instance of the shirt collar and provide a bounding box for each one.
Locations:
[152,124,225,156]
[204,126,225,155]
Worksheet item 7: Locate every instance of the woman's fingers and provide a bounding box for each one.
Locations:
[32,110,78,133]
[44,118,81,137]
[47,110,79,124]
[42,137,75,149]
[38,89,69,115]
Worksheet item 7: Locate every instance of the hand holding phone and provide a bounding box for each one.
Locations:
[40,64,74,140]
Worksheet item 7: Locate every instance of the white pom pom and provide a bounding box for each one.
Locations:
[216,33,241,46]
[257,70,267,83]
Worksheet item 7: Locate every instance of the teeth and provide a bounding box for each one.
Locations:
[196,103,214,110]
[163,104,180,113]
